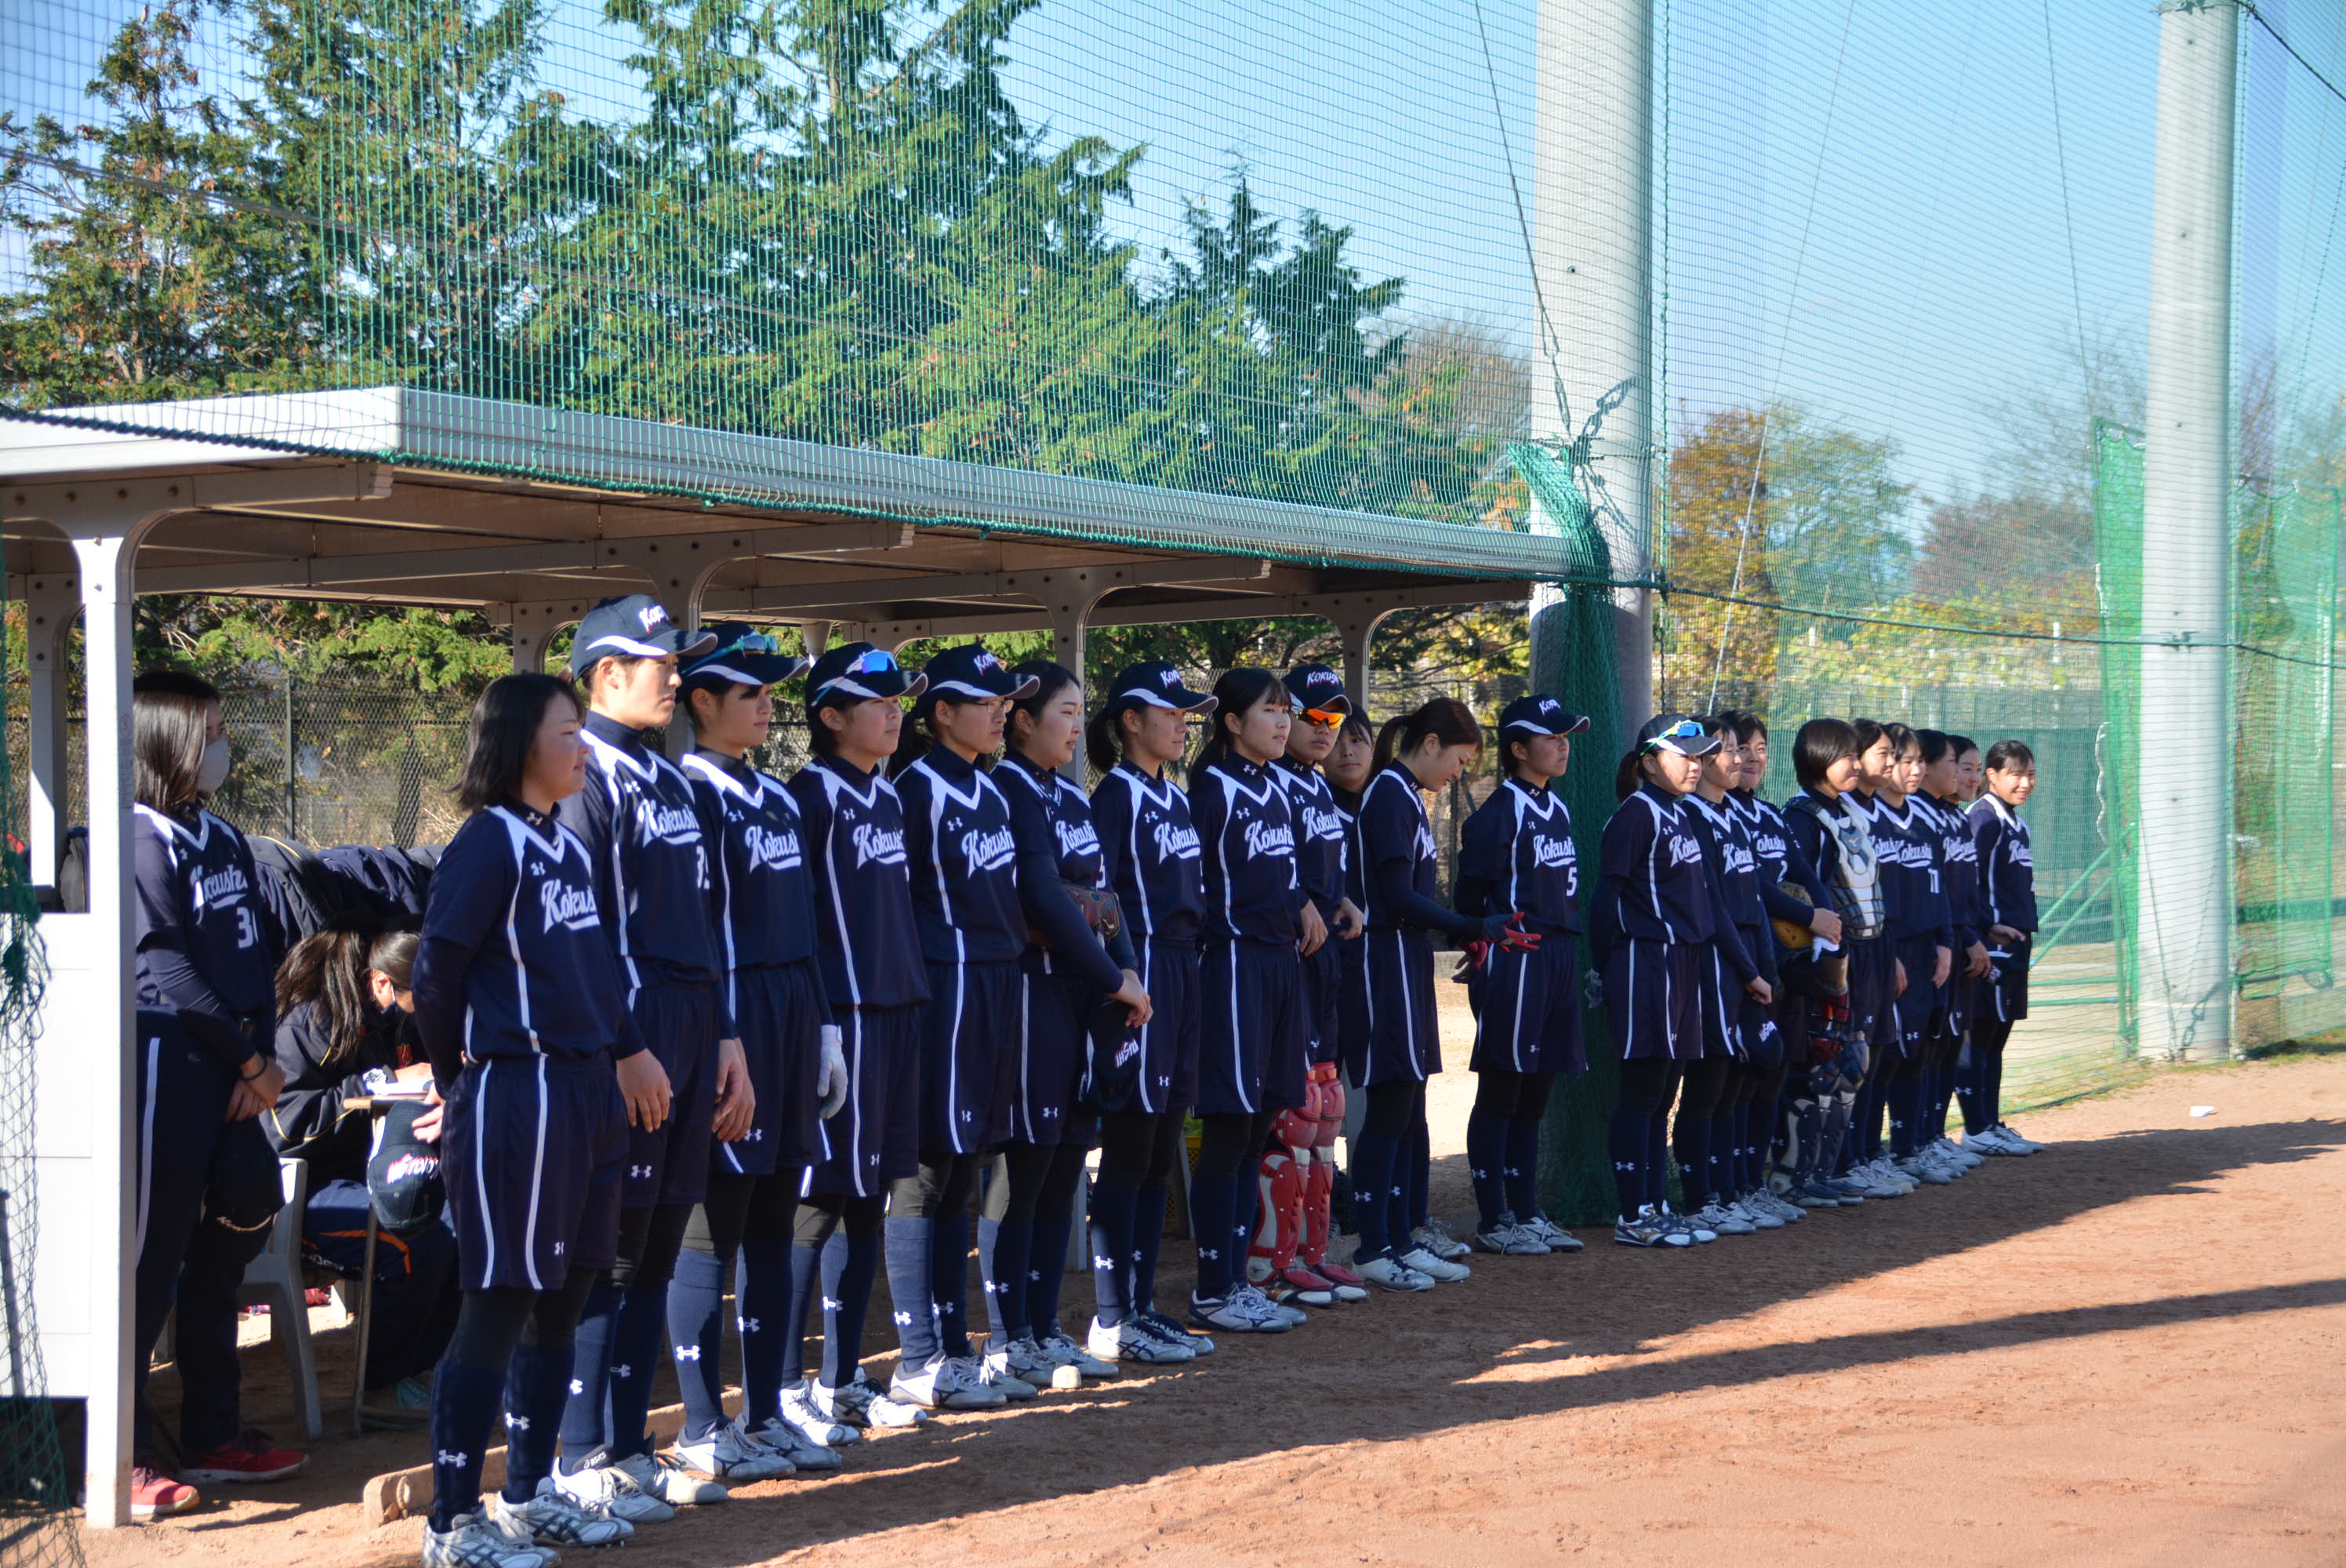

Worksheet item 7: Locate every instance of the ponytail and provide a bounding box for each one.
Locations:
[1191,668,1287,783]
[1614,746,1645,802]
[1084,706,1128,775]
[1370,696,1480,777]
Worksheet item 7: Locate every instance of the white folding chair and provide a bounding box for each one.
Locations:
[235,1157,322,1439]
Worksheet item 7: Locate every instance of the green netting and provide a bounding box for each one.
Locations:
[2093,425,2144,1054]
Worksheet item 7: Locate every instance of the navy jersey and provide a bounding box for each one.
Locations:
[1598,785,1718,946]
[997,752,1128,992]
[789,755,932,1009]
[1921,793,1982,948]
[558,713,725,1018]
[1093,760,1206,946]
[897,746,1025,965]
[1727,790,1822,932]
[1970,794,2038,932]
[133,804,275,1067]
[1864,795,1954,948]
[412,802,643,1084]
[1190,753,1305,946]
[1683,793,1762,983]
[681,751,830,1018]
[1272,757,1349,916]
[1331,784,1368,912]
[1455,779,1582,935]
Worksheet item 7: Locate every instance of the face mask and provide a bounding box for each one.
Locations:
[197,736,231,794]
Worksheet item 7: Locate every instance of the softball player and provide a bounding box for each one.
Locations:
[1455,695,1590,1257]
[1825,719,1909,1200]
[1599,715,1747,1247]
[1188,667,1324,1332]
[549,596,750,1522]
[1682,717,1775,1235]
[1963,740,2043,1154]
[1912,730,1990,1176]
[127,671,306,1514]
[412,672,656,1566]
[1348,697,1527,1287]
[784,642,932,1439]
[1084,661,1218,1363]
[1867,723,1956,1192]
[987,661,1150,1385]
[664,624,849,1479]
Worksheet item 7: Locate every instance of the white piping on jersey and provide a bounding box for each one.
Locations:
[1509,935,1532,1073]
[682,751,785,809]
[474,1059,499,1287]
[812,764,866,1008]
[1109,765,1165,940]
[945,958,968,1152]
[484,805,580,1054]
[1226,946,1254,1113]
[523,1057,549,1290]
[1627,790,1677,944]
[1015,973,1033,1143]
[584,735,647,1006]
[135,1031,161,1258]
[1394,927,1419,1077]
[136,801,220,853]
[1358,767,1433,926]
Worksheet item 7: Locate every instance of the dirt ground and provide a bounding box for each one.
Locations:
[92,1032,2346,1567]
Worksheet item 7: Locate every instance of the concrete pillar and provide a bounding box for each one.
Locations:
[2137,0,2239,1061]
[1335,612,1389,717]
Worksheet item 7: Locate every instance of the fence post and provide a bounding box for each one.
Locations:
[282,677,298,841]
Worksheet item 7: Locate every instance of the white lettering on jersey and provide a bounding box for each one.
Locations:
[1153,821,1203,861]
[958,826,1018,873]
[641,800,703,844]
[852,822,908,868]
[191,862,249,909]
[1053,816,1101,860]
[1242,819,1295,859]
[1300,804,1346,842]
[1531,833,1576,869]
[539,880,602,932]
[1665,832,1704,869]
[745,823,802,872]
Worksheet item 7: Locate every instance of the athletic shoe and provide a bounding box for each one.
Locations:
[1237,1280,1310,1326]
[968,1352,1038,1401]
[1896,1153,1955,1186]
[1356,1254,1436,1291]
[1728,1197,1784,1231]
[742,1414,844,1472]
[1963,1127,2020,1156]
[1088,1316,1193,1364]
[1410,1220,1474,1262]
[491,1487,635,1548]
[1839,1167,1904,1200]
[1751,1189,1806,1224]
[179,1428,307,1486]
[993,1336,1059,1386]
[1612,1214,1691,1249]
[1792,1178,1846,1209]
[782,1379,862,1446]
[548,1457,672,1526]
[425,1512,556,1568]
[815,1370,927,1431]
[1135,1308,1215,1356]
[1398,1246,1473,1282]
[1045,1328,1124,1377]
[1474,1219,1551,1255]
[891,1354,1007,1410]
[1694,1202,1756,1236]
[1520,1214,1586,1252]
[1860,1156,1916,1192]
[673,1419,794,1482]
[1309,1258,1374,1299]
[1934,1136,1985,1169]
[1188,1289,1287,1332]
[1992,1123,2046,1153]
[129,1463,200,1519]
[1272,1265,1340,1308]
[618,1451,726,1508]
[1657,1207,1716,1243]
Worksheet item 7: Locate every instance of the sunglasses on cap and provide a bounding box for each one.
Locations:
[712,630,783,658]
[1641,720,1707,751]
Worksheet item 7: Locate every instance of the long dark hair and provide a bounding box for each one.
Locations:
[1008,660,1080,766]
[133,669,220,815]
[1614,746,1647,802]
[1372,696,1480,777]
[1794,717,1859,790]
[456,673,581,813]
[1916,728,1952,765]
[275,920,419,1072]
[1192,668,1288,782]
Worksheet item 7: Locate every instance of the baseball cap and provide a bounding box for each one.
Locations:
[1102,660,1218,716]
[681,622,812,688]
[568,593,716,674]
[1637,713,1721,757]
[919,643,1040,704]
[1284,662,1352,718]
[805,642,927,710]
[1499,693,1591,738]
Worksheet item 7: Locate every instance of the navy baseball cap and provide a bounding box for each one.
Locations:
[919,642,1040,704]
[806,641,927,710]
[1637,713,1721,757]
[1103,660,1218,716]
[1284,662,1352,717]
[1500,693,1591,738]
[568,593,715,673]
[682,622,811,688]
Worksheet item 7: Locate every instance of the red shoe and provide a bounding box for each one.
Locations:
[131,1463,201,1519]
[1276,1263,1339,1307]
[1306,1257,1371,1301]
[303,1287,333,1308]
[180,1429,307,1486]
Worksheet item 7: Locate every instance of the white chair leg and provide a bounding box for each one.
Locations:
[278,1279,322,1439]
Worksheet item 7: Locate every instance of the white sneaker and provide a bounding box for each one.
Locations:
[1356,1254,1436,1292]
[619,1451,726,1508]
[1935,1136,1985,1169]
[1040,1330,1121,1377]
[781,1378,862,1446]
[1236,1282,1309,1327]
[549,1455,675,1526]
[969,1352,1038,1401]
[1520,1214,1586,1252]
[817,1369,927,1429]
[672,1420,794,1482]
[1397,1246,1472,1283]
[1473,1218,1551,1255]
[1410,1220,1474,1262]
[426,1511,557,1568]
[1658,1206,1717,1243]
[1729,1197,1784,1231]
[1993,1123,2046,1153]
[1088,1316,1193,1364]
[1189,1288,1291,1333]
[890,1355,1006,1410]
[1868,1156,1919,1191]
[993,1336,1059,1386]
[1963,1127,2019,1156]
[1136,1308,1215,1356]
[1694,1201,1756,1236]
[741,1414,844,1472]
[1753,1189,1807,1225]
[491,1487,634,1548]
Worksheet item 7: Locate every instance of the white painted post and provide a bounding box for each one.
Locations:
[1335,612,1387,717]
[1531,0,1655,726]
[2138,0,2239,1062]
[24,575,76,890]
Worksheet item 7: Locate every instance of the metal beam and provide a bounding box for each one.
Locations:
[2,463,390,530]
[699,557,1273,615]
[856,578,1532,645]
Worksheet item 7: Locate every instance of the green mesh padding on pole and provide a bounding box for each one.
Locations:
[2092,423,2144,1054]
